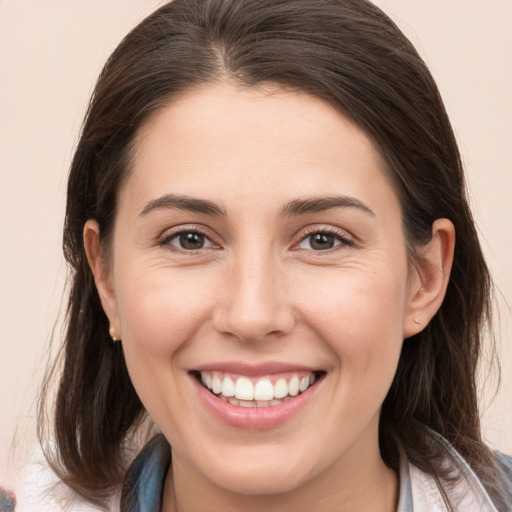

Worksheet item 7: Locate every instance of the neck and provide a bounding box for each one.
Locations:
[161,424,398,512]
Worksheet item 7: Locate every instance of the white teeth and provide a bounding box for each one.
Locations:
[221,376,235,397]
[199,371,319,405]
[235,377,254,400]
[254,378,274,401]
[274,378,288,399]
[238,399,257,408]
[299,376,310,392]
[212,373,222,394]
[288,376,300,396]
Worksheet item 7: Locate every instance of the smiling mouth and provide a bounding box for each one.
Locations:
[191,370,325,408]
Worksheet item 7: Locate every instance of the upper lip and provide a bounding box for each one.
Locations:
[192,361,320,376]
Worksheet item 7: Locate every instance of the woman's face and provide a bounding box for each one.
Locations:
[94,83,425,497]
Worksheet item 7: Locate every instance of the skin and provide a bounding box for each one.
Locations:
[85,82,454,512]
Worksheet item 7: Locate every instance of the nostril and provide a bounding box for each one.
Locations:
[211,287,295,343]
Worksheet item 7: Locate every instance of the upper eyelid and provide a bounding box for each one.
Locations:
[294,225,354,243]
[157,226,220,250]
[158,224,214,240]
[158,228,220,254]
[156,224,355,248]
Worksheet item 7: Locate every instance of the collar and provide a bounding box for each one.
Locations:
[120,433,500,512]
[121,435,171,512]
[397,430,499,512]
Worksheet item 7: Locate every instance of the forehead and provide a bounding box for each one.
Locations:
[123,82,399,219]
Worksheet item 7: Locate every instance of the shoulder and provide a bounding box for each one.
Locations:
[404,431,511,511]
[11,447,119,512]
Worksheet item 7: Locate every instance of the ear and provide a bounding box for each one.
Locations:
[83,219,121,340]
[403,218,455,338]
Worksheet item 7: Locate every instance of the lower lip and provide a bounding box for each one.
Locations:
[192,374,320,430]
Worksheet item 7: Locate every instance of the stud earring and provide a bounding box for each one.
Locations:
[109,326,120,342]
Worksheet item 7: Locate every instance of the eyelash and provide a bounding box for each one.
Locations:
[158,226,216,252]
[157,225,354,253]
[294,226,355,252]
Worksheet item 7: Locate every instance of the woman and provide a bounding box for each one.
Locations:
[8,0,512,510]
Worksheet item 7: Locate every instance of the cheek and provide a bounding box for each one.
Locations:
[295,264,409,373]
[113,264,215,364]
[111,265,218,433]
[292,267,408,443]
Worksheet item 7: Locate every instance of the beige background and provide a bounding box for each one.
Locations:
[1,0,511,484]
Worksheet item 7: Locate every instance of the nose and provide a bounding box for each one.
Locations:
[212,249,295,343]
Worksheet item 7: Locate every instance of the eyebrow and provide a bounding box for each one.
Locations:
[139,193,374,218]
[279,196,375,217]
[139,194,227,217]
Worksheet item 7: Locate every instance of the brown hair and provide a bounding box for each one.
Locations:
[39,0,510,509]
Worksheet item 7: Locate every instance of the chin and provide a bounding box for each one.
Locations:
[191,444,321,497]
[208,464,309,497]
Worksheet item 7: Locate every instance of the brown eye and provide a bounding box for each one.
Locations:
[309,233,336,250]
[179,232,205,249]
[165,231,214,250]
[297,231,353,251]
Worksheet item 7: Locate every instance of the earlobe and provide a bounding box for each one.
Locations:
[83,220,120,338]
[404,218,455,338]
